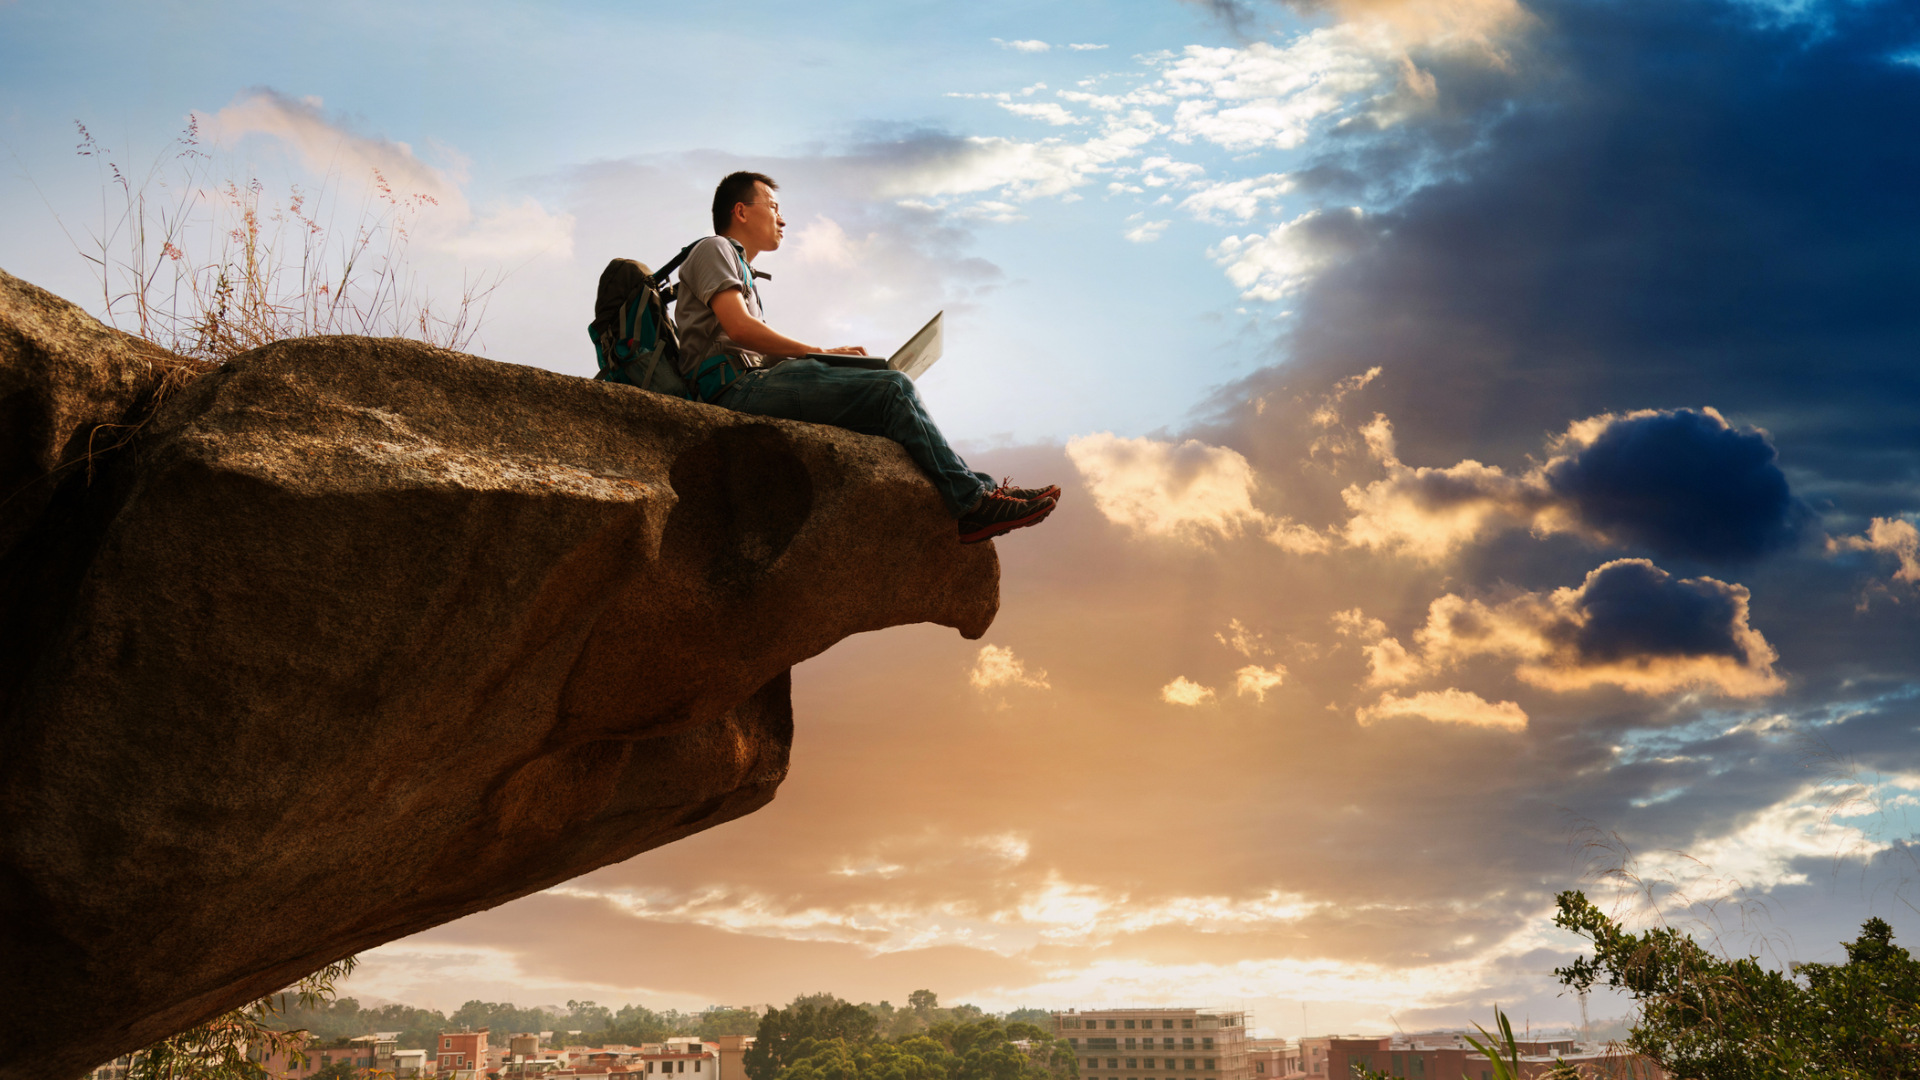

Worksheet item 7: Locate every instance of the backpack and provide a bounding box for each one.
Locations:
[589,245,696,397]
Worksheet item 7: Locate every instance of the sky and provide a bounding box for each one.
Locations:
[8,0,1920,1040]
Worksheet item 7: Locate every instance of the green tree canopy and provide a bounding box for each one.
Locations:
[745,996,884,1080]
[1555,889,1920,1080]
[698,1009,766,1040]
[769,1019,1076,1080]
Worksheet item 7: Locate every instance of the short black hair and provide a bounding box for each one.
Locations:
[712,171,778,235]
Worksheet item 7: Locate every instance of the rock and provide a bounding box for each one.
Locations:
[0,267,203,559]
[0,272,999,1078]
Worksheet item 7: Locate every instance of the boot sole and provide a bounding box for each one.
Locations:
[959,501,1056,544]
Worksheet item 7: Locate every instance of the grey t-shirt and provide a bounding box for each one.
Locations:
[674,235,766,375]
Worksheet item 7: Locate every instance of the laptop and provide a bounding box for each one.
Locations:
[801,311,943,381]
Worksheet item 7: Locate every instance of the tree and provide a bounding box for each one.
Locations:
[699,1009,765,1040]
[769,1021,1076,1080]
[123,958,357,1080]
[909,991,940,1013]
[1554,889,1920,1079]
[745,997,882,1080]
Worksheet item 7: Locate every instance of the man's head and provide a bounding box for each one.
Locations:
[713,171,784,253]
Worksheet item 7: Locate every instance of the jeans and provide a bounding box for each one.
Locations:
[717,359,992,517]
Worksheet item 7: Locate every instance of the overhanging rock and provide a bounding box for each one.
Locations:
[0,269,999,1077]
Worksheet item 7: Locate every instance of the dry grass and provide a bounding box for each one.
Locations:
[72,117,494,364]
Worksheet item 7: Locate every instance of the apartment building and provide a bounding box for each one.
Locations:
[437,1028,489,1075]
[640,1035,721,1077]
[1245,1038,1298,1079]
[1051,1008,1251,1080]
[1325,1034,1667,1080]
[252,1031,398,1077]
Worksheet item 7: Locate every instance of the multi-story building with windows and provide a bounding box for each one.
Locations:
[1051,1008,1251,1080]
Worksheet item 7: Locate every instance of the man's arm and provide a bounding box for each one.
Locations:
[710,288,866,358]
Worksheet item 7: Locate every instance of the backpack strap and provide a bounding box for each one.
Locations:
[653,241,698,285]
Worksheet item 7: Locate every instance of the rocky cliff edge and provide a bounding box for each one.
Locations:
[0,268,999,1077]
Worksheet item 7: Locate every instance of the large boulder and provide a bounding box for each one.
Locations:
[0,270,999,1078]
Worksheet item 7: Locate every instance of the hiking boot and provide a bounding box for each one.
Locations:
[959,490,1057,544]
[995,477,1062,502]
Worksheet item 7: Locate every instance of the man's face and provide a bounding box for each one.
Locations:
[735,182,785,251]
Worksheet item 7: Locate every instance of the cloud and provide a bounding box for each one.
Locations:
[202,88,573,263]
[1066,432,1329,550]
[1159,30,1403,151]
[1539,408,1811,562]
[1161,676,1218,706]
[1340,408,1809,564]
[1180,173,1296,223]
[1828,517,1920,585]
[1216,618,1270,658]
[1235,664,1289,701]
[1356,688,1528,731]
[867,115,1163,203]
[994,38,1053,53]
[999,102,1087,127]
[970,644,1052,692]
[1123,217,1171,242]
[1367,559,1783,699]
[1210,207,1372,301]
[1068,43,1111,51]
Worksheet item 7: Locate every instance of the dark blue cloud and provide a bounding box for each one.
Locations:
[1230,0,1920,505]
[1545,408,1812,562]
[1560,558,1756,664]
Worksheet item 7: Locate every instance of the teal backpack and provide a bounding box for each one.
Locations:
[590,245,696,397]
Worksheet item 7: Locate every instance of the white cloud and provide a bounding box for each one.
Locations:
[1209,207,1369,301]
[1356,688,1529,731]
[999,101,1087,126]
[994,38,1053,53]
[970,644,1052,692]
[1123,218,1171,242]
[1068,43,1110,51]
[873,111,1164,204]
[1159,28,1398,152]
[202,89,573,263]
[1180,173,1296,223]
[1161,676,1217,706]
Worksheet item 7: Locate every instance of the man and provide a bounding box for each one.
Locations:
[673,171,1059,544]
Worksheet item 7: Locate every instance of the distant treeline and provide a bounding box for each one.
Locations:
[269,990,1053,1053]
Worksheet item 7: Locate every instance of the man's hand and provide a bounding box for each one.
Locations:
[819,345,869,356]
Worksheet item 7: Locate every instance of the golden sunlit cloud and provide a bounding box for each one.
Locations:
[1828,517,1920,584]
[1356,559,1783,699]
[1160,676,1217,706]
[970,644,1052,692]
[1235,664,1288,701]
[1355,688,1528,731]
[1066,432,1329,549]
[1338,407,1798,564]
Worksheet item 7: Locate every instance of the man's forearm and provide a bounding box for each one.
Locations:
[724,315,817,358]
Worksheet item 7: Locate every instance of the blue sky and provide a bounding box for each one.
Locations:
[11,0,1920,1042]
[3,0,1333,441]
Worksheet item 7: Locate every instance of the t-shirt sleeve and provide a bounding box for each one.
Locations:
[680,237,747,306]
